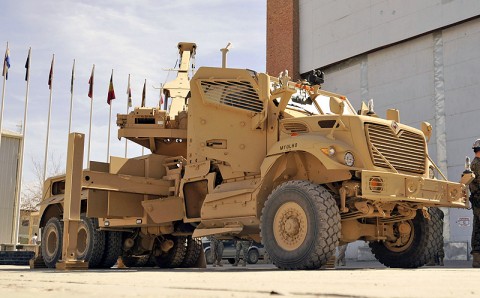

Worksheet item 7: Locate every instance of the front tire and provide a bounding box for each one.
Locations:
[369,209,435,268]
[260,181,341,270]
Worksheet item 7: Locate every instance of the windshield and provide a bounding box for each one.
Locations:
[285,89,356,116]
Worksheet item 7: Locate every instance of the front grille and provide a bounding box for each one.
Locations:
[365,123,426,174]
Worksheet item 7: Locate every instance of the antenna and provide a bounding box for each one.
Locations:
[220,42,232,68]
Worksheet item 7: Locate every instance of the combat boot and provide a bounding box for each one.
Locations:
[216,261,223,267]
[473,253,480,268]
[242,259,247,267]
[232,260,238,266]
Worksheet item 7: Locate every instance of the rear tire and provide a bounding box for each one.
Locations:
[260,181,341,270]
[180,237,203,267]
[154,236,187,268]
[99,231,122,268]
[41,217,63,268]
[122,255,150,268]
[369,209,435,268]
[76,216,105,268]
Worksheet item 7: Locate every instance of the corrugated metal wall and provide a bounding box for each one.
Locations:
[0,132,21,244]
[319,18,480,245]
[298,7,480,258]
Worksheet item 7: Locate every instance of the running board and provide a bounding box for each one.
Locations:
[192,226,243,238]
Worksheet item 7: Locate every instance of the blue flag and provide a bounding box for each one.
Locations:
[3,47,10,80]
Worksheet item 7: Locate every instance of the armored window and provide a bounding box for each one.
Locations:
[199,80,263,113]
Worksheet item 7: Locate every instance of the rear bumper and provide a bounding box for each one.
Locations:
[360,170,469,208]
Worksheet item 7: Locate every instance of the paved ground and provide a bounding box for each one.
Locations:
[1,260,479,298]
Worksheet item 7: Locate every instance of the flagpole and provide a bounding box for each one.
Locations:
[153,83,163,109]
[125,105,129,158]
[13,47,32,245]
[107,70,113,161]
[141,78,146,155]
[68,59,75,134]
[43,54,55,183]
[125,74,131,158]
[87,64,95,167]
[88,98,93,166]
[0,42,8,150]
[107,103,112,161]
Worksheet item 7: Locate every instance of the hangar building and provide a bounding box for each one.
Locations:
[267,0,480,259]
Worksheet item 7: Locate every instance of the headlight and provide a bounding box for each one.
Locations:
[321,147,336,156]
[344,152,354,167]
[428,166,435,179]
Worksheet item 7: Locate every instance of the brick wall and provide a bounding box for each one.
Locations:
[266,0,299,80]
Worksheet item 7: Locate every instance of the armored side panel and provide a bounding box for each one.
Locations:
[187,67,267,173]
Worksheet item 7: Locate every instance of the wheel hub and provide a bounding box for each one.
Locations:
[273,202,308,251]
[284,218,300,236]
[45,227,58,257]
[385,220,414,252]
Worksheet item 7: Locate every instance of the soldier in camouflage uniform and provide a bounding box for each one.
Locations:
[335,244,348,266]
[470,139,480,268]
[233,239,251,266]
[208,236,224,267]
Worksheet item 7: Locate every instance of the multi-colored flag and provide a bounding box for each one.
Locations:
[3,45,10,80]
[141,80,146,107]
[48,55,54,89]
[107,71,115,105]
[25,48,31,81]
[88,64,95,99]
[127,74,132,108]
[70,59,75,94]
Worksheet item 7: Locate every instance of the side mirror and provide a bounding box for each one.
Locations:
[329,96,345,115]
[421,122,432,142]
[358,101,369,115]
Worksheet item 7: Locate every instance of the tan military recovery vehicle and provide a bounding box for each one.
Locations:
[36,42,474,270]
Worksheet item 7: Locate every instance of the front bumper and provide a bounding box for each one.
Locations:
[360,170,469,208]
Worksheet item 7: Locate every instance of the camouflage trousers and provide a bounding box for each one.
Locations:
[336,244,348,266]
[472,207,480,253]
[210,238,224,264]
[235,240,250,264]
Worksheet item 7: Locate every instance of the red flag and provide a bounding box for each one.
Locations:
[107,71,115,105]
[48,55,54,89]
[126,74,132,108]
[88,64,95,98]
[141,80,146,107]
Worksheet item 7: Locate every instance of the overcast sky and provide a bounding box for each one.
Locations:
[0,0,266,188]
